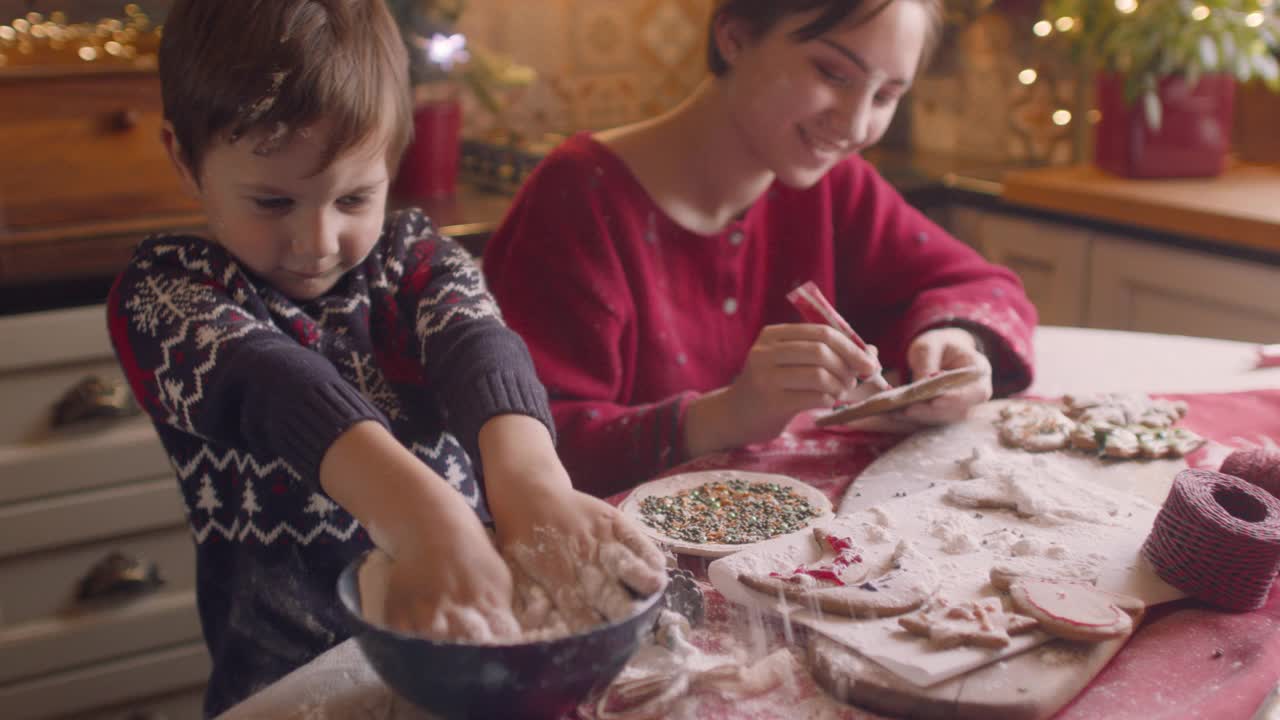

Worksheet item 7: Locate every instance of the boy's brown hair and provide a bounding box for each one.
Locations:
[706,0,944,76]
[160,0,413,179]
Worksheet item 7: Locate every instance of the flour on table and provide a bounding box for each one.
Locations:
[867,505,893,527]
[944,463,1120,525]
[927,510,979,555]
[861,521,892,544]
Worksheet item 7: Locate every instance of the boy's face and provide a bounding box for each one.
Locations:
[167,119,391,301]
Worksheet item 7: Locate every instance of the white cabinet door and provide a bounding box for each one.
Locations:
[1088,235,1280,343]
[974,213,1091,327]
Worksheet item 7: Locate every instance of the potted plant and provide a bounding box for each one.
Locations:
[387,0,534,200]
[1039,0,1279,178]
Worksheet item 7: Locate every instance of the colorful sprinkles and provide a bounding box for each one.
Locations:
[638,478,822,544]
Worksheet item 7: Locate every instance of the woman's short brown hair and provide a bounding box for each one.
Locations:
[706,0,944,76]
[160,0,413,179]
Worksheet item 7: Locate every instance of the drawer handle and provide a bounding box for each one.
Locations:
[103,108,140,133]
[76,551,165,604]
[51,375,139,428]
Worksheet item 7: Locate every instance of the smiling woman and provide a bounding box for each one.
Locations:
[482,0,1039,497]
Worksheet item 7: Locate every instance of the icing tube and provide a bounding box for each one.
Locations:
[785,281,891,392]
[1142,469,1280,612]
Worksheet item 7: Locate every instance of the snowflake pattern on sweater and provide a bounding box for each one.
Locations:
[107,209,552,716]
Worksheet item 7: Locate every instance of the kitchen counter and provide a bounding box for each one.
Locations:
[1002,162,1280,258]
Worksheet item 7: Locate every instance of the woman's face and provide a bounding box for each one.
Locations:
[716,2,929,188]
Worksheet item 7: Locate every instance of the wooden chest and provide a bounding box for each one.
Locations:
[0,68,204,290]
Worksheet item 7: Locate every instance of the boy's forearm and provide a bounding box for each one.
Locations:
[478,414,571,523]
[319,420,479,555]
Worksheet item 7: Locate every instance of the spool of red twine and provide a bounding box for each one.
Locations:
[1142,469,1280,611]
[1220,448,1280,500]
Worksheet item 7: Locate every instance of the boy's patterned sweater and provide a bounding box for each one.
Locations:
[107,209,552,716]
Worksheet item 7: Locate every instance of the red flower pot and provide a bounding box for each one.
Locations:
[1094,72,1235,178]
[394,94,462,201]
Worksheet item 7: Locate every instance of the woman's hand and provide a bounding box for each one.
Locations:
[686,323,881,455]
[899,327,993,425]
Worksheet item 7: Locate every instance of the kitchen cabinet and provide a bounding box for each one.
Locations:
[961,209,1091,328]
[0,305,207,719]
[951,205,1280,343]
[1088,234,1280,343]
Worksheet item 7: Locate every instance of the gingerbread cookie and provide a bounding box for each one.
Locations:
[898,596,1038,649]
[996,403,1074,452]
[1000,395,1204,460]
[988,559,1100,592]
[738,532,939,619]
[815,366,987,427]
[1007,579,1143,642]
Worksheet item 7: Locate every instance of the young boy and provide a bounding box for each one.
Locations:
[107,1,664,715]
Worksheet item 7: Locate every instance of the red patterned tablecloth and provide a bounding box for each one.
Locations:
[584,390,1280,720]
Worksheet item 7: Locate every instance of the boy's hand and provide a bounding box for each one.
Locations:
[479,415,667,629]
[374,516,521,643]
[494,486,668,627]
[320,421,520,642]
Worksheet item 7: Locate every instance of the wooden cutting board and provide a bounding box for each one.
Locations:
[809,630,1136,720]
[811,400,1186,720]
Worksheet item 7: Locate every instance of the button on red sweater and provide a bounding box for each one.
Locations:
[485,133,1036,497]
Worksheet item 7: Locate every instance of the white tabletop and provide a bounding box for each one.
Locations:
[217,326,1280,720]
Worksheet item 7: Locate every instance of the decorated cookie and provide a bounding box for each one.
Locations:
[815,366,987,427]
[1007,579,1144,642]
[898,596,1038,649]
[988,559,1100,592]
[738,533,939,619]
[996,403,1074,452]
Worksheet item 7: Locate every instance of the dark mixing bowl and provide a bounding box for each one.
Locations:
[337,551,664,720]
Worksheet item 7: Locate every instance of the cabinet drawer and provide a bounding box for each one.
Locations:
[0,474,185,560]
[0,305,173,506]
[0,641,209,720]
[1088,236,1280,342]
[0,72,201,231]
[0,524,193,629]
[0,589,201,687]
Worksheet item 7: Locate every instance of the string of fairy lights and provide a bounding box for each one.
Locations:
[0,4,160,70]
[1018,0,1276,129]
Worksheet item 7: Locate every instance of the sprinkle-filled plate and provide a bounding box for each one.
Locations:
[618,470,834,558]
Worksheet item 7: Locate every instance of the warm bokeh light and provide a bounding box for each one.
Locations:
[1115,0,1138,12]
[1053,109,1073,126]
[1034,20,1053,36]
[1019,68,1038,85]
[1191,5,1211,21]
[1246,11,1265,27]
[1055,16,1076,32]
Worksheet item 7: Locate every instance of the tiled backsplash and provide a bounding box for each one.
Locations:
[459,1,1082,166]
[458,0,714,145]
[4,1,1081,166]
